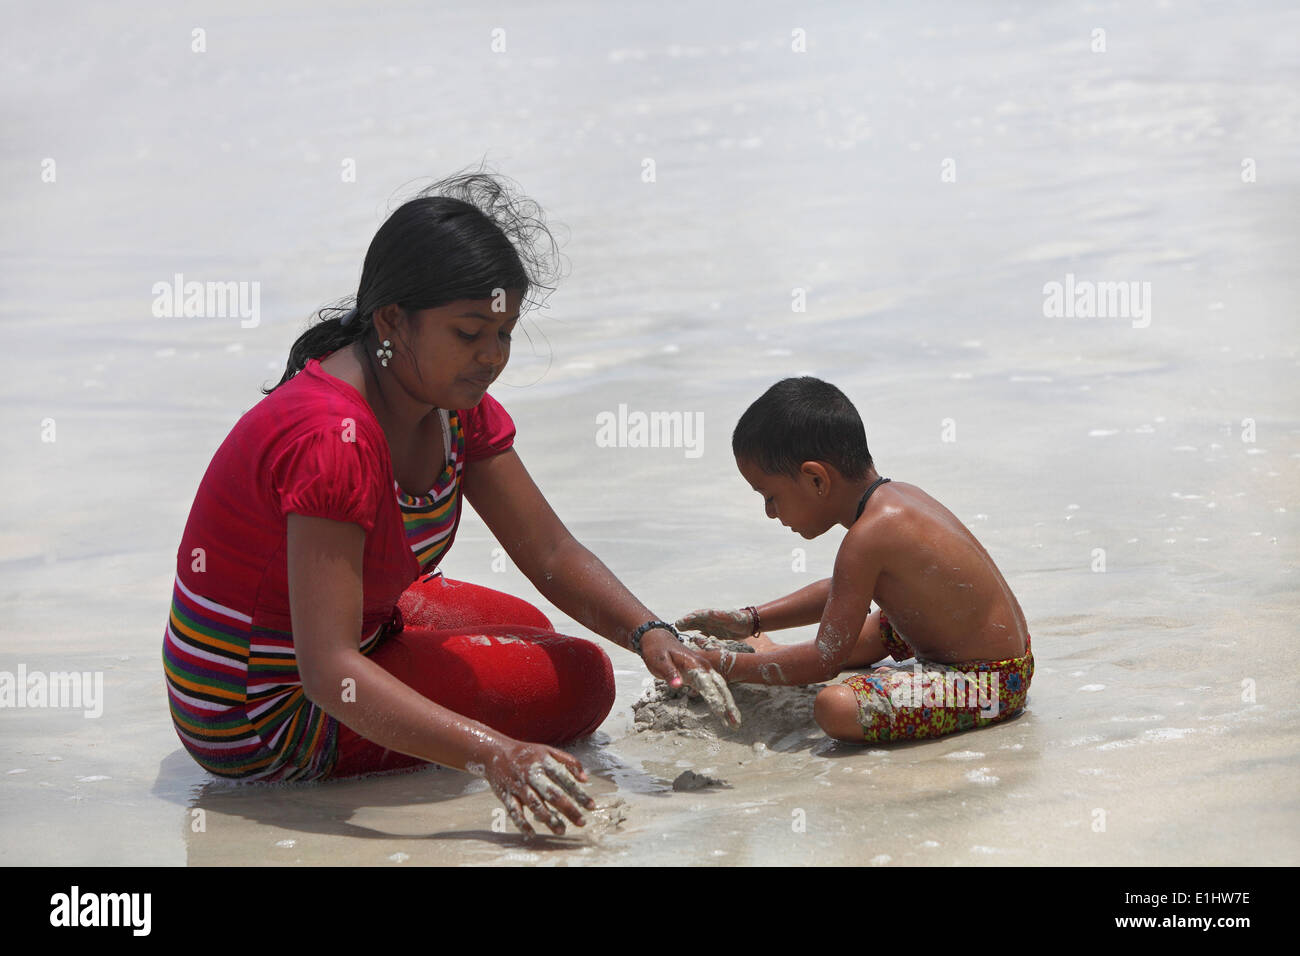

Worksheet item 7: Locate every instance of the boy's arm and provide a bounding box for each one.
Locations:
[755,577,832,630]
[675,578,832,639]
[715,531,879,686]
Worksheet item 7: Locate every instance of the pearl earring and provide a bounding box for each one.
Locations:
[376,340,392,367]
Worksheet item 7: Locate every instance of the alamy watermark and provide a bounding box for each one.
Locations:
[1042,273,1151,328]
[49,886,150,936]
[595,403,703,459]
[889,666,1000,718]
[151,272,260,328]
[0,665,103,718]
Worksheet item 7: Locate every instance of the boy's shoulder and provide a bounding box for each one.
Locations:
[854,477,915,519]
[841,480,947,550]
[847,479,988,572]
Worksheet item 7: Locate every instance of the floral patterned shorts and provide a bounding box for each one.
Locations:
[840,612,1033,743]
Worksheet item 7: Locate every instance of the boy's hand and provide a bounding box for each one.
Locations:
[641,628,742,729]
[674,608,753,640]
[694,646,732,677]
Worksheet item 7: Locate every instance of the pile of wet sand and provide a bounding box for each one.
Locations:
[631,679,828,751]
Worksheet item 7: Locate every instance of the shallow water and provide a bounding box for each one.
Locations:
[2,0,1297,865]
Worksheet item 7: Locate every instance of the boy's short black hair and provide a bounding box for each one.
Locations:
[732,377,873,480]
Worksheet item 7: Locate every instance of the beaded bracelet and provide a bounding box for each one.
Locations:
[743,605,762,636]
[629,620,683,656]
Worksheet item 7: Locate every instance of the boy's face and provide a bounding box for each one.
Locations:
[736,456,832,539]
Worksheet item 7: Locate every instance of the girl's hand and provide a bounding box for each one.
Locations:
[475,740,597,837]
[674,608,754,640]
[640,628,742,729]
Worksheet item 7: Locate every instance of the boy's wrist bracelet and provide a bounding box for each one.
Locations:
[629,620,682,656]
[743,605,762,636]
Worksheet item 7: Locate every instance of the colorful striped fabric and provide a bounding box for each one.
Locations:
[162,410,470,781]
[162,574,390,781]
[396,410,466,575]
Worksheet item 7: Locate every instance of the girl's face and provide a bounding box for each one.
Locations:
[399,290,523,408]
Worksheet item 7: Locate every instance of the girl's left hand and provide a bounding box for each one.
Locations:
[640,628,742,729]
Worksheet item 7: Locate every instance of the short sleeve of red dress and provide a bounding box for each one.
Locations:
[461,393,517,463]
[271,423,386,535]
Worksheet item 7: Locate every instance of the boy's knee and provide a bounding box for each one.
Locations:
[814,685,864,742]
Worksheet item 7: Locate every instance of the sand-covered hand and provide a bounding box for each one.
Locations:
[483,742,596,837]
[678,630,756,655]
[674,608,753,640]
[640,629,744,729]
[683,666,743,729]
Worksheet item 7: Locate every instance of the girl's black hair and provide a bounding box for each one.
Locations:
[732,377,873,480]
[262,166,562,394]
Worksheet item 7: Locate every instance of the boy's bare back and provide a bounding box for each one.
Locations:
[847,480,1028,663]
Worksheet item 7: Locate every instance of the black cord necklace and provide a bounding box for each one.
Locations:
[855,476,892,521]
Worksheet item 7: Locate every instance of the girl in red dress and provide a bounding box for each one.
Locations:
[163,171,737,836]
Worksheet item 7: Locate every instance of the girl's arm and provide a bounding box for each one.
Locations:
[287,513,593,835]
[461,449,740,727]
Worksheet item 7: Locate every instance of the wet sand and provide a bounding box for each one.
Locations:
[2,1,1297,865]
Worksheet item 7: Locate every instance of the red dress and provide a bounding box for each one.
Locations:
[163,356,613,781]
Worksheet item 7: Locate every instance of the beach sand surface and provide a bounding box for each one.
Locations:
[1,0,1297,865]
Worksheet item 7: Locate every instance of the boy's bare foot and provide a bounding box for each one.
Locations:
[743,632,781,654]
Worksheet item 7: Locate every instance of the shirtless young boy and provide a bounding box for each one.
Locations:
[676,377,1034,743]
